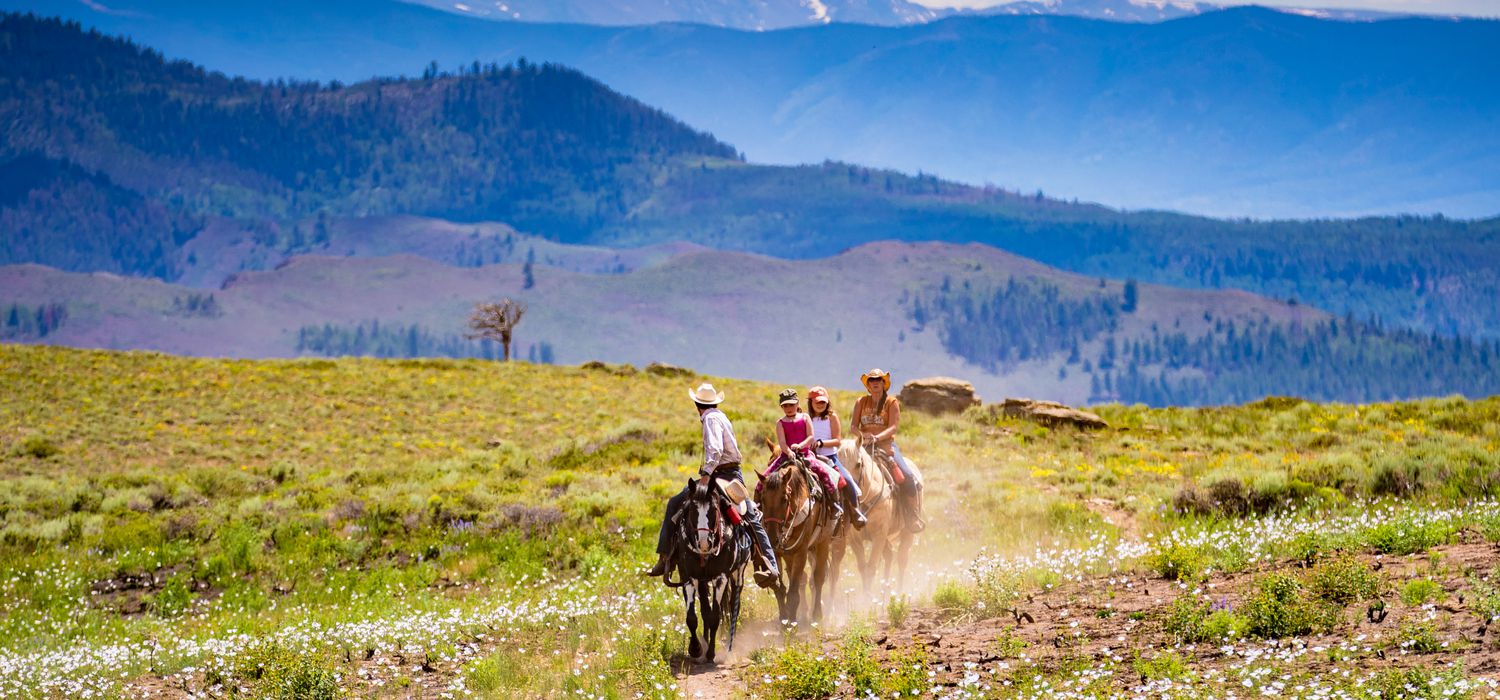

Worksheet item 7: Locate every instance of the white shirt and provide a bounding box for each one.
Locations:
[700,408,742,475]
[811,416,838,456]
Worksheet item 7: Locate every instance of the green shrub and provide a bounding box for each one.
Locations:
[887,594,910,629]
[152,575,194,618]
[1400,578,1445,607]
[1243,572,1337,638]
[883,645,931,697]
[1133,650,1191,681]
[1306,556,1383,605]
[1469,574,1500,621]
[229,643,342,700]
[762,642,838,699]
[1396,621,1444,653]
[17,436,60,458]
[837,634,883,697]
[1163,596,1210,643]
[994,627,1030,657]
[1367,519,1457,555]
[1201,610,1251,641]
[931,580,974,620]
[1151,542,1207,582]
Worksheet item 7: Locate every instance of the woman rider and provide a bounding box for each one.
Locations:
[807,386,866,529]
[850,368,924,531]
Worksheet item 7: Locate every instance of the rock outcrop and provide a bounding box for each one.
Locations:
[998,398,1109,430]
[645,362,694,378]
[898,377,981,414]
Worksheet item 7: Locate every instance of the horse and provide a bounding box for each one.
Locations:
[663,479,750,664]
[756,445,837,624]
[826,438,920,603]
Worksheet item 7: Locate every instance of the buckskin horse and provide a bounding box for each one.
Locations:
[827,438,921,604]
[662,480,750,664]
[757,446,837,623]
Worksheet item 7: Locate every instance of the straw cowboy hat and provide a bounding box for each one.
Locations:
[688,382,725,405]
[860,368,891,389]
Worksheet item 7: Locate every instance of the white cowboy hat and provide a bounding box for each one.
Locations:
[688,382,725,405]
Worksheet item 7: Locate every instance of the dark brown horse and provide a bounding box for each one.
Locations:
[757,443,837,623]
[663,481,750,664]
[826,439,920,605]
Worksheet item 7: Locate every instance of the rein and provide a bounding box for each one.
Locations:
[762,457,824,555]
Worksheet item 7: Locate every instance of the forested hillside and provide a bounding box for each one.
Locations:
[2,12,1498,341]
[0,13,733,274]
[908,277,1500,405]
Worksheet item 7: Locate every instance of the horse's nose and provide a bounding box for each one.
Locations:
[697,535,712,551]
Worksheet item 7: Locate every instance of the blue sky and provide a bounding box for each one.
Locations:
[914,0,1500,17]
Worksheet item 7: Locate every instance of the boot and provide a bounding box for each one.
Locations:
[644,552,670,577]
[846,489,867,529]
[752,552,781,589]
[908,492,926,533]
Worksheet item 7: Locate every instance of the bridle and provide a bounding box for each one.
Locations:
[681,487,728,566]
[761,454,818,554]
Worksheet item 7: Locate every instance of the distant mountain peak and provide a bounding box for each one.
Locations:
[398,0,946,28]
[975,0,1415,23]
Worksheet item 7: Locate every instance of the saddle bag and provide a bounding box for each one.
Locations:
[716,478,750,524]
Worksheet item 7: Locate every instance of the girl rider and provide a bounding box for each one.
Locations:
[850,368,924,532]
[807,386,867,529]
[767,388,843,522]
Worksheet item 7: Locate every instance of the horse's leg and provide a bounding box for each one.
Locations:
[684,580,702,661]
[703,578,721,664]
[825,534,845,617]
[897,530,914,592]
[810,541,829,622]
[792,549,810,626]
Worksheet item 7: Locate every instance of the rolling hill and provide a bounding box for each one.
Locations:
[5,239,1497,406]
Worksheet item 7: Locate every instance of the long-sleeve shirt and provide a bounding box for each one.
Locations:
[700,408,742,475]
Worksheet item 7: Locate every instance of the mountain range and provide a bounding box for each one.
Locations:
[2,11,1499,405]
[400,0,945,28]
[3,12,1498,342]
[400,0,1434,28]
[5,1,1497,218]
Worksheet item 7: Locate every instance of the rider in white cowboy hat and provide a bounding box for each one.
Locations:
[646,383,781,586]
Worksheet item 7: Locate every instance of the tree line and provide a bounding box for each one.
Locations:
[3,302,67,339]
[294,320,554,363]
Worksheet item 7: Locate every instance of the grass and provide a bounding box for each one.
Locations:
[4,344,1500,697]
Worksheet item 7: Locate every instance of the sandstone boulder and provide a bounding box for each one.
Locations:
[645,362,694,378]
[998,397,1109,430]
[899,377,982,414]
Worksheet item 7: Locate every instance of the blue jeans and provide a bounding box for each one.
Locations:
[819,453,862,502]
[888,443,918,498]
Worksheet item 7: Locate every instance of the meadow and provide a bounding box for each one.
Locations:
[2,344,1499,698]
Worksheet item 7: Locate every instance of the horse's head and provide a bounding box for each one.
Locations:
[758,452,812,548]
[680,479,725,556]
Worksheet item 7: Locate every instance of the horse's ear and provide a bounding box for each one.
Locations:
[764,437,778,455]
[753,468,766,481]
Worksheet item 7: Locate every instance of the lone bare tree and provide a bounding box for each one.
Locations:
[467,298,527,361]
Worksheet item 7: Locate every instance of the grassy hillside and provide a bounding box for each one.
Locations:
[4,346,1500,697]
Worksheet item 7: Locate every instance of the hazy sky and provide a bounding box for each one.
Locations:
[913,0,1500,17]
